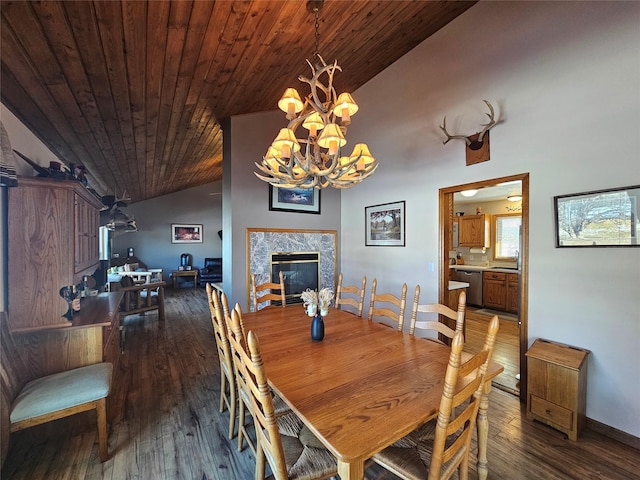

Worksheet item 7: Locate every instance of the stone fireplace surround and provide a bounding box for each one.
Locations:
[247,228,337,308]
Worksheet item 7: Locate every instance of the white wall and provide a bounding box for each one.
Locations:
[0,105,61,177]
[225,111,342,309]
[340,1,640,436]
[112,181,223,277]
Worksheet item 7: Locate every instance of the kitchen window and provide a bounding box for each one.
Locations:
[493,214,521,260]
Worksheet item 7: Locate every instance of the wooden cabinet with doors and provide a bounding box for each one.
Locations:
[483,270,520,314]
[459,214,490,248]
[483,271,506,310]
[526,339,589,440]
[506,273,519,314]
[8,177,103,331]
[74,192,100,273]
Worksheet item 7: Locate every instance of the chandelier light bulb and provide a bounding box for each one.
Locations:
[302,112,324,137]
[334,92,358,124]
[349,143,374,171]
[278,88,304,118]
[317,123,346,154]
[272,128,300,159]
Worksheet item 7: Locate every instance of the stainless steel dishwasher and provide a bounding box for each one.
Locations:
[455,269,483,307]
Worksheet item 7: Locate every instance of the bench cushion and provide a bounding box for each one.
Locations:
[10,363,112,423]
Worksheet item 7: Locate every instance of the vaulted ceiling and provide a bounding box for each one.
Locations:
[1,0,475,203]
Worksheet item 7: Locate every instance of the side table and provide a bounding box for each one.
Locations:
[172,269,198,289]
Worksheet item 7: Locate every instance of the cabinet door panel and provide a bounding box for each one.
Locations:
[483,271,506,310]
[8,185,73,330]
[506,273,519,314]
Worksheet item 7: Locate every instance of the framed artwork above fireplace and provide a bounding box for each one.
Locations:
[269,185,321,214]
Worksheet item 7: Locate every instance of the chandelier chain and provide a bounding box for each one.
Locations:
[313,7,320,61]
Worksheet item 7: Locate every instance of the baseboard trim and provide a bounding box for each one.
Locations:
[587,418,640,449]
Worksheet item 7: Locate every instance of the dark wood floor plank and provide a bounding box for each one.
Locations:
[2,288,639,480]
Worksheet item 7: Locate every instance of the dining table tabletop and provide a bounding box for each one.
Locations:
[241,305,503,480]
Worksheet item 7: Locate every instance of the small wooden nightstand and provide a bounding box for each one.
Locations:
[526,338,589,440]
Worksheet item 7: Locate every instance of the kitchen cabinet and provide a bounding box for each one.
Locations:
[526,339,589,441]
[506,273,519,314]
[483,270,519,314]
[483,271,507,310]
[458,214,490,248]
[8,177,103,331]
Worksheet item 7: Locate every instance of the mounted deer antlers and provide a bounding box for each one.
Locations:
[440,100,497,165]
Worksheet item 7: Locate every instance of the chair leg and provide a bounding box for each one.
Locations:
[219,369,228,413]
[255,440,265,480]
[96,398,109,462]
[237,394,246,451]
[228,374,237,440]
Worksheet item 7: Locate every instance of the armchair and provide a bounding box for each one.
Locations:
[199,257,222,287]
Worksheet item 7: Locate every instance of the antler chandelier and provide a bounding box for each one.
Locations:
[254,0,378,189]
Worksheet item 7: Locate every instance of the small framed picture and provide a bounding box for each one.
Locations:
[554,185,639,247]
[269,185,321,214]
[172,224,203,243]
[365,201,406,246]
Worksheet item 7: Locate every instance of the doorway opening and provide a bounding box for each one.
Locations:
[439,173,529,402]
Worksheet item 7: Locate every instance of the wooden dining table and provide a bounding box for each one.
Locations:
[242,305,503,480]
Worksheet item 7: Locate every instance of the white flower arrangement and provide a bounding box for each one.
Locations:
[300,287,334,317]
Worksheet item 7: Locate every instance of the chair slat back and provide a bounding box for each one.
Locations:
[226,310,252,405]
[251,271,286,312]
[227,315,288,479]
[428,315,499,480]
[335,273,367,317]
[409,287,466,344]
[206,285,235,383]
[367,279,407,331]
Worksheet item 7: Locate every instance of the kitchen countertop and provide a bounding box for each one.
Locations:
[448,280,470,290]
[450,265,520,274]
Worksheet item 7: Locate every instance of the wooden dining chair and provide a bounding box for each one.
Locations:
[367,279,408,331]
[250,271,286,312]
[206,284,237,440]
[408,286,466,344]
[230,324,338,480]
[370,315,500,480]
[335,273,367,317]
[225,308,258,455]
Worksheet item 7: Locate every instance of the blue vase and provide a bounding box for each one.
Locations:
[311,314,324,341]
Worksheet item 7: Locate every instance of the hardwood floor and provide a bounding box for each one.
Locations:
[2,288,639,479]
[465,308,521,395]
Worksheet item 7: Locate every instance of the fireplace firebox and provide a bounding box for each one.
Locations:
[270,252,320,304]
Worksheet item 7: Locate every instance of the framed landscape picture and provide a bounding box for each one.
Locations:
[269,185,321,214]
[365,201,406,246]
[554,185,639,247]
[171,224,203,243]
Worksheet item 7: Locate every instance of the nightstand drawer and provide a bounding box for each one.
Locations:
[530,394,573,430]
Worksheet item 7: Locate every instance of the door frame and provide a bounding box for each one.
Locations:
[438,172,529,403]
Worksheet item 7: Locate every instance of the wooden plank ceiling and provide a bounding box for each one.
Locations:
[1,0,475,203]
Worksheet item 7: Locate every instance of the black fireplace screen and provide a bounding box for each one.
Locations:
[270,252,320,304]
